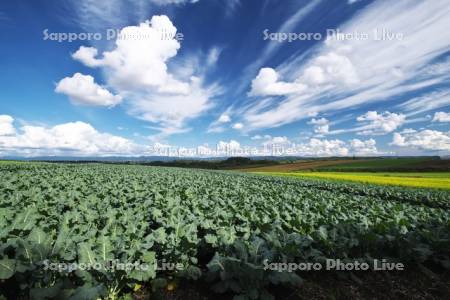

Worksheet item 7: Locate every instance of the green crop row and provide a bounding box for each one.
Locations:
[0,163,449,299]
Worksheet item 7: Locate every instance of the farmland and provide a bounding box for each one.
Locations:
[238,157,450,173]
[0,162,449,299]
[259,172,450,189]
[239,157,450,189]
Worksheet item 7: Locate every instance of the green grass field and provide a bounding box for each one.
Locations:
[257,171,450,189]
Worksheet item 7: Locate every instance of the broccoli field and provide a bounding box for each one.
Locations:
[0,162,449,299]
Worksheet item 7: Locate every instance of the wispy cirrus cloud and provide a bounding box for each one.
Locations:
[62,0,199,33]
[397,90,450,116]
[233,0,322,95]
[239,0,450,131]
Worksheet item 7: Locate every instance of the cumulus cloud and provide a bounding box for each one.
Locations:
[297,138,349,156]
[217,140,241,151]
[67,15,218,136]
[300,52,359,86]
[292,138,380,156]
[0,114,384,157]
[218,114,231,123]
[349,138,378,155]
[308,117,330,134]
[262,136,290,147]
[196,137,379,157]
[391,129,450,152]
[72,16,184,92]
[0,118,143,156]
[433,112,450,122]
[0,115,16,136]
[356,111,405,135]
[232,122,244,130]
[207,110,233,133]
[248,68,306,97]
[55,73,122,107]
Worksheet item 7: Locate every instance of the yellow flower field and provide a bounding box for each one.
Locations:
[258,172,450,190]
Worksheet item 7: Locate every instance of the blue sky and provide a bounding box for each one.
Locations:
[0,0,449,157]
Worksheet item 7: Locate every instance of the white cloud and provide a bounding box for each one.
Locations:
[315,124,329,135]
[72,16,184,92]
[248,68,306,97]
[218,114,231,123]
[0,116,384,158]
[397,90,450,116]
[71,47,102,68]
[297,138,349,156]
[241,0,450,131]
[251,135,262,140]
[292,138,380,156]
[69,15,218,135]
[391,129,450,152]
[433,112,450,122]
[349,138,378,155]
[0,115,16,136]
[356,111,405,135]
[239,0,322,93]
[68,0,199,34]
[262,136,290,147]
[207,109,233,133]
[55,73,122,107]
[217,140,241,151]
[308,117,328,125]
[232,122,244,130]
[206,46,222,67]
[197,137,379,157]
[300,52,359,86]
[225,0,241,17]
[308,117,330,134]
[149,0,199,5]
[0,120,143,156]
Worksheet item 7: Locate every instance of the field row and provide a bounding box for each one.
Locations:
[0,163,449,299]
[257,172,450,189]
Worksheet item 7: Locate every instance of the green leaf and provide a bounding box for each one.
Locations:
[128,265,156,282]
[69,284,106,300]
[205,234,218,245]
[0,258,15,279]
[78,242,97,265]
[30,282,63,300]
[141,251,156,264]
[96,235,114,263]
[28,228,48,245]
[151,227,167,244]
[318,225,328,240]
